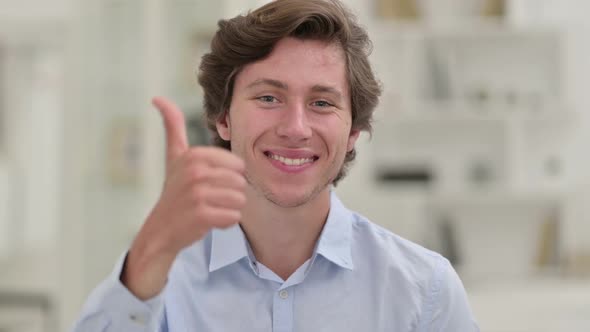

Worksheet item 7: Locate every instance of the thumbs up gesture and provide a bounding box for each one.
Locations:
[121,97,247,300]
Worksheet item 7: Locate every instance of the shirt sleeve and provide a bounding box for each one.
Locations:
[418,256,480,332]
[70,252,168,332]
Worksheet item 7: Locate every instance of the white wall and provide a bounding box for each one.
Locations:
[0,0,71,20]
[0,44,64,257]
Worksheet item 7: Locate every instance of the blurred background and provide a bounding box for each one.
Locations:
[0,0,589,331]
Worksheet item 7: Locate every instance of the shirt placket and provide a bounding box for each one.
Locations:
[272,286,295,332]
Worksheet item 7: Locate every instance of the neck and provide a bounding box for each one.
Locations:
[240,187,331,281]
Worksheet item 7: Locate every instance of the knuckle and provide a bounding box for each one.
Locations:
[230,210,242,221]
[228,173,246,190]
[194,206,210,224]
[219,211,242,228]
[187,165,209,183]
[232,210,243,222]
[190,186,207,203]
[234,192,247,207]
[236,159,246,171]
[236,175,247,189]
[189,167,204,182]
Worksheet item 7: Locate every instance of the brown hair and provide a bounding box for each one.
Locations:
[197,0,381,185]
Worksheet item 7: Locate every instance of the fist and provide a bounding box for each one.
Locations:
[146,97,247,254]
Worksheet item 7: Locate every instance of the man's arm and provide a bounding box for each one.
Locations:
[70,253,168,332]
[123,97,246,299]
[71,97,247,330]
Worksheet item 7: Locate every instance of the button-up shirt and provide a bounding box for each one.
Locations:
[72,192,479,331]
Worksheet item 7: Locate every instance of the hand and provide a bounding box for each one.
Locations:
[121,96,246,299]
[147,96,246,252]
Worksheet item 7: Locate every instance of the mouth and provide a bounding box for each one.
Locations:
[264,151,319,167]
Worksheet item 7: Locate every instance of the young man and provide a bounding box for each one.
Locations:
[73,0,478,331]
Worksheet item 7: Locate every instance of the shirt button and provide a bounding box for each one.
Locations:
[129,313,148,325]
[279,290,289,299]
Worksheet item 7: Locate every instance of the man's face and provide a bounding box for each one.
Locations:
[216,37,359,208]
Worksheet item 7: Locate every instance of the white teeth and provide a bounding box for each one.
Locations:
[269,153,314,166]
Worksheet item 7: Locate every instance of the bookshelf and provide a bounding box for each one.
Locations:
[367,19,576,279]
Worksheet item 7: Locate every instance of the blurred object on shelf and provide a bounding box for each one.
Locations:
[376,0,505,20]
[0,290,55,332]
[375,0,419,20]
[437,216,460,266]
[186,110,210,146]
[416,0,487,25]
[482,0,505,17]
[107,117,142,187]
[466,157,496,190]
[565,252,590,278]
[182,30,213,98]
[431,192,559,282]
[544,156,562,177]
[375,164,433,184]
[535,213,560,269]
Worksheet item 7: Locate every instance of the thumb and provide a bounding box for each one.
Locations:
[152,96,189,164]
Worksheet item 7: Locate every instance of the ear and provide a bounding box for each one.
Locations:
[347,129,360,152]
[215,112,231,141]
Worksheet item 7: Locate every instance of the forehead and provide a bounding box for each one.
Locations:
[234,37,349,94]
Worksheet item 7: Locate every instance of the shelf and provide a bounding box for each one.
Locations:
[377,100,577,130]
[371,18,541,35]
[429,188,566,210]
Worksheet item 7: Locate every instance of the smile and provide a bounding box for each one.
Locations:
[264,151,318,167]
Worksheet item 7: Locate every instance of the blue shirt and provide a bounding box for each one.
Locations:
[72,192,479,331]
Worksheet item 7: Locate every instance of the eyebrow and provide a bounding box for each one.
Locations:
[246,78,288,90]
[311,84,344,101]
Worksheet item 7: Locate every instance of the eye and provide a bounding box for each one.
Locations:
[311,100,335,108]
[257,95,279,103]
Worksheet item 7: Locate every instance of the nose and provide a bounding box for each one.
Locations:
[276,102,312,142]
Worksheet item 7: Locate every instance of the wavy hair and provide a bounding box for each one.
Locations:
[197,0,381,185]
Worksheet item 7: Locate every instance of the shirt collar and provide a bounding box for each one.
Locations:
[209,224,251,272]
[315,191,354,270]
[209,190,354,272]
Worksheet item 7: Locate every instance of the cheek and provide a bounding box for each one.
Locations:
[321,127,353,156]
[233,113,274,143]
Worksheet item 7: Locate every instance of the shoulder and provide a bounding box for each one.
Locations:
[349,211,444,276]
[349,211,455,303]
[349,212,478,330]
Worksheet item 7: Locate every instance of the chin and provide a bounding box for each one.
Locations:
[265,193,313,208]
[259,182,330,208]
